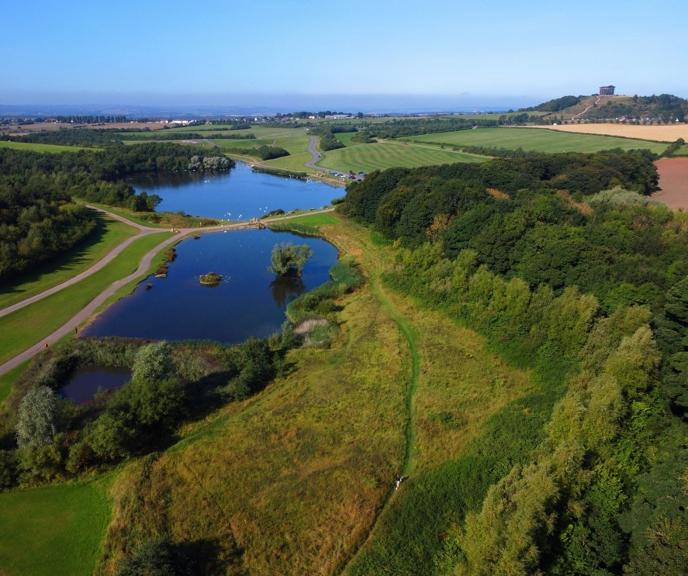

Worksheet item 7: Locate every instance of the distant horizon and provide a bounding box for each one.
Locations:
[2,89,686,118]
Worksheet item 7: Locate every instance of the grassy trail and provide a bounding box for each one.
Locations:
[320,220,423,573]
[369,268,420,477]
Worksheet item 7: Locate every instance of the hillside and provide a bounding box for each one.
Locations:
[527,93,688,122]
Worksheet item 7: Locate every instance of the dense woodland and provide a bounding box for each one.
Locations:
[0,144,233,280]
[343,150,687,574]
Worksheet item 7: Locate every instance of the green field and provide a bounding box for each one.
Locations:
[0,217,137,310]
[318,140,487,173]
[0,140,88,153]
[0,232,171,364]
[408,127,670,154]
[0,478,112,576]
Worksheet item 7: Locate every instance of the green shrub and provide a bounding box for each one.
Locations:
[16,386,59,448]
[131,342,174,384]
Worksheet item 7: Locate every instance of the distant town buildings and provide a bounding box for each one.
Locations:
[599,85,615,96]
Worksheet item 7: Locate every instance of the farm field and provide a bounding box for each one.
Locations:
[0,231,171,365]
[0,477,112,576]
[0,140,87,153]
[652,157,688,209]
[0,216,137,310]
[408,127,670,154]
[318,140,487,173]
[543,122,688,142]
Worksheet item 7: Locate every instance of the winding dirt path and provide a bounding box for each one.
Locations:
[0,208,334,376]
[572,95,602,120]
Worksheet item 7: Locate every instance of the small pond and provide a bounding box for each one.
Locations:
[82,229,338,343]
[132,161,342,219]
[61,367,131,404]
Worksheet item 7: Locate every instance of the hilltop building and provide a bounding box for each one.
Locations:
[599,85,615,96]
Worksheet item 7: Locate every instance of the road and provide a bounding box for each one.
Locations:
[0,207,335,376]
[305,135,327,172]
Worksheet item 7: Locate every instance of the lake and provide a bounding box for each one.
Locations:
[61,367,131,404]
[82,229,338,343]
[132,161,342,219]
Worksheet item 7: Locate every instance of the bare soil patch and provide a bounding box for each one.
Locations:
[652,158,688,210]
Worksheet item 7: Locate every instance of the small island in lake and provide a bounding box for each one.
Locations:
[199,272,223,286]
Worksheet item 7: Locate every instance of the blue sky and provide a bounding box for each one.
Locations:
[2,0,687,107]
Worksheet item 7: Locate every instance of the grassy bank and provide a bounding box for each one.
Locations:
[0,216,137,310]
[0,232,171,365]
[99,268,409,575]
[0,477,112,576]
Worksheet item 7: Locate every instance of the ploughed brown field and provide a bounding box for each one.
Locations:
[543,123,688,142]
[652,157,688,209]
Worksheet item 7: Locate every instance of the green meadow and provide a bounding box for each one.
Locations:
[408,126,669,154]
[0,140,88,153]
[0,477,112,576]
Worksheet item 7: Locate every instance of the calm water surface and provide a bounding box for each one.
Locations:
[133,161,341,219]
[61,367,131,404]
[83,229,338,343]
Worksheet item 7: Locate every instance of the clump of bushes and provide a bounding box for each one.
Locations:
[287,259,363,325]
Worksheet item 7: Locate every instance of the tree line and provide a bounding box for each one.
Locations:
[0,143,233,280]
[342,149,687,574]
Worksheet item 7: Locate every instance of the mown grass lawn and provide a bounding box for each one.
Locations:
[0,216,137,310]
[408,126,669,154]
[0,232,172,364]
[318,140,487,173]
[0,477,112,576]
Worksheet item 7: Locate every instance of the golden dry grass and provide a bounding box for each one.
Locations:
[542,122,688,142]
[99,285,408,576]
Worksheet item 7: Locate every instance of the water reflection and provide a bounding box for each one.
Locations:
[270,275,305,309]
[61,367,131,404]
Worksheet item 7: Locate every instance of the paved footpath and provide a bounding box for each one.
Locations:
[0,208,334,376]
[0,206,162,319]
